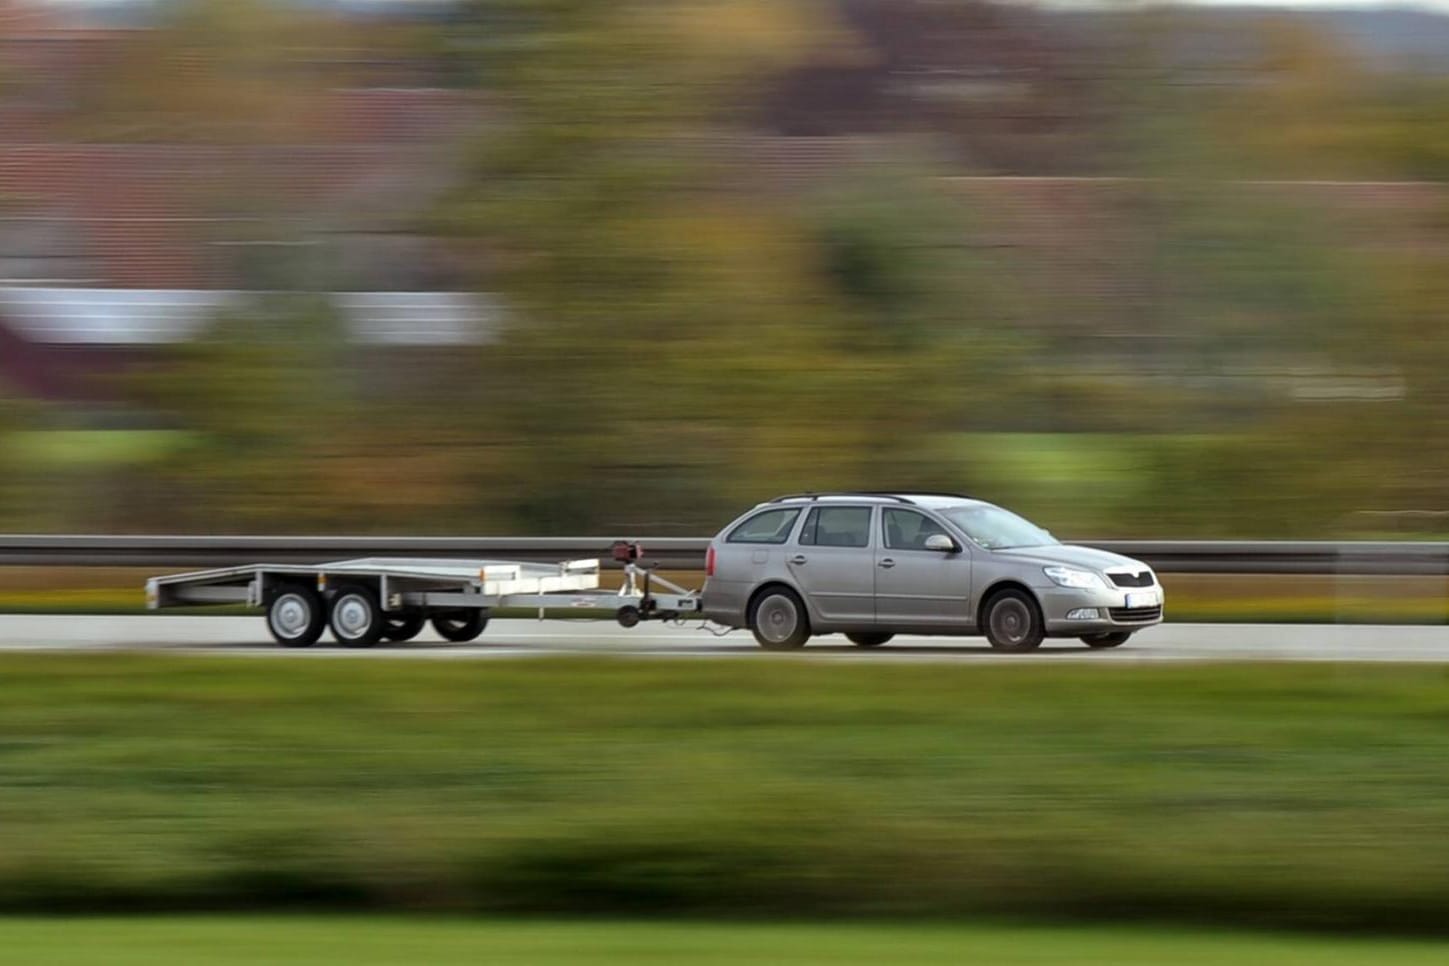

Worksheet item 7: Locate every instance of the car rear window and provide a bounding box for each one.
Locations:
[726,508,801,544]
[798,506,872,548]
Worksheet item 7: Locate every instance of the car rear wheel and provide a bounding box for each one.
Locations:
[983,589,1044,652]
[750,588,811,651]
[846,632,893,648]
[1081,631,1132,649]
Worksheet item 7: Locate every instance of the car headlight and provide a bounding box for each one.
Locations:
[1043,566,1107,590]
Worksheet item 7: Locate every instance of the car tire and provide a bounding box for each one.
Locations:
[431,609,489,643]
[328,584,385,648]
[846,632,894,648]
[383,610,427,643]
[750,588,811,651]
[266,583,326,648]
[1081,631,1132,649]
[983,589,1045,652]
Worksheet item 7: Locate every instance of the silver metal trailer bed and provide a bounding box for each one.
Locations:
[145,544,701,647]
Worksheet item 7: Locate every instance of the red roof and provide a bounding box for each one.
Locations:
[0,87,474,288]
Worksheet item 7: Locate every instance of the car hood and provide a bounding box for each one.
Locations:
[985,544,1149,574]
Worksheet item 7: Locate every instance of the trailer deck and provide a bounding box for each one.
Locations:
[146,545,702,647]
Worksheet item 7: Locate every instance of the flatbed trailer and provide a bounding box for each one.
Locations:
[145,543,702,647]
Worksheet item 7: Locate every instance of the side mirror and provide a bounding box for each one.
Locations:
[924,533,957,553]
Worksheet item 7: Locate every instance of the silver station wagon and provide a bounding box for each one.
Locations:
[701,492,1163,651]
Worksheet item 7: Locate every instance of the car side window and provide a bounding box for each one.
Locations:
[883,508,951,551]
[726,508,801,545]
[798,506,872,548]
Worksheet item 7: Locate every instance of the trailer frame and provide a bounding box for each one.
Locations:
[145,548,701,647]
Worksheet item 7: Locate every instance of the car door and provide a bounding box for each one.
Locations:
[707,506,806,623]
[788,504,877,624]
[874,507,972,628]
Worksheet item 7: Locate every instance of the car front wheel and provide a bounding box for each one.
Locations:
[983,589,1044,652]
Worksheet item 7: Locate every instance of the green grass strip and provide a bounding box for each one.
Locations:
[2,656,1449,930]
[3,918,1449,965]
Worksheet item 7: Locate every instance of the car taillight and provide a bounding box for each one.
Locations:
[706,546,716,577]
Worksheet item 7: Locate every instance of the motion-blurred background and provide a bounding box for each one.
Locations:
[1,0,1447,541]
[12,7,1449,960]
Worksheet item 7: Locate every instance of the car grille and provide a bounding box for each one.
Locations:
[1109,605,1162,623]
[1108,571,1154,588]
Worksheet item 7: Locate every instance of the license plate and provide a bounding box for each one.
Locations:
[1125,591,1159,608]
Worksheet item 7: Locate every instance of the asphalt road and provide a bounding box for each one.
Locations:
[0,615,1447,661]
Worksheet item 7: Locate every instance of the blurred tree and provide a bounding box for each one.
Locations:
[132,296,485,533]
[0,388,17,528]
[1115,180,1398,536]
[1342,242,1449,525]
[1171,16,1449,181]
[443,0,1018,532]
[0,386,46,531]
[762,0,1107,174]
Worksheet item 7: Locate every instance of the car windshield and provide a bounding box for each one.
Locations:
[940,504,1058,551]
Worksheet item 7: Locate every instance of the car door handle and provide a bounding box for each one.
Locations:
[789,555,807,565]
[878,558,896,569]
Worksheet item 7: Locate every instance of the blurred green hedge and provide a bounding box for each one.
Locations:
[2,656,1449,930]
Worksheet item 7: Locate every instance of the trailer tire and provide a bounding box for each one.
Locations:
[431,609,488,643]
[266,584,326,648]
[328,584,385,648]
[383,610,427,643]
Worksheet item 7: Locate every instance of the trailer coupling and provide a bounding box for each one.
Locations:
[610,540,701,627]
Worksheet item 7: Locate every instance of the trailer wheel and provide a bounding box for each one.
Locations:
[383,610,427,643]
[328,584,385,648]
[431,609,488,643]
[266,584,325,648]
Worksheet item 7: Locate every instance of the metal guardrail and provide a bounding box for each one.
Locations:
[0,536,709,570]
[1,535,1448,575]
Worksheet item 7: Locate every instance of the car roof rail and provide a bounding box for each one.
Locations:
[767,492,918,505]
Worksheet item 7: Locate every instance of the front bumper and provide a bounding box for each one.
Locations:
[1039,583,1164,635]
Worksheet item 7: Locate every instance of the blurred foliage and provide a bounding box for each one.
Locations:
[1208,20,1449,181]
[4,655,1449,929]
[441,0,1018,532]
[8,1,1449,536]
[126,295,492,532]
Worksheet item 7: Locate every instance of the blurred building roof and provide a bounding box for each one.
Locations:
[0,0,479,291]
[0,134,470,289]
[0,287,501,346]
